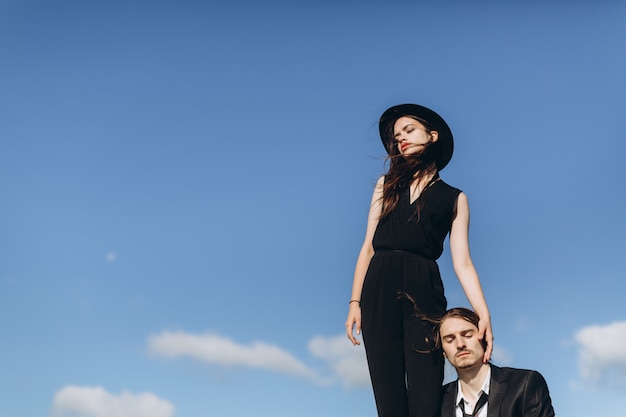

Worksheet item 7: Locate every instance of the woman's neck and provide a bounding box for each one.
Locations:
[409,171,438,203]
[411,170,437,186]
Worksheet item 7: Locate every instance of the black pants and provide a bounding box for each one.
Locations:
[361,251,447,417]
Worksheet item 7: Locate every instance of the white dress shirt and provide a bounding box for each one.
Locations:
[454,366,491,417]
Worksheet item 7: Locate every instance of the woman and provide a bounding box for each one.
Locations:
[345,104,493,417]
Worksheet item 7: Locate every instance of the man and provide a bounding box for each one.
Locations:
[439,308,555,417]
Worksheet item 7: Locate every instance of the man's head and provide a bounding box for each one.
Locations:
[438,308,486,371]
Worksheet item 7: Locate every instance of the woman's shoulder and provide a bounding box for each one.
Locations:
[435,178,462,196]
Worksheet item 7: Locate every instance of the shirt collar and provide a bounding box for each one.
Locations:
[455,366,491,407]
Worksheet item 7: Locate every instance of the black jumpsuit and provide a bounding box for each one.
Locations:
[360,178,461,417]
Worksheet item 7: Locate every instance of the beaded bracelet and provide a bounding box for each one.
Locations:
[349,300,360,304]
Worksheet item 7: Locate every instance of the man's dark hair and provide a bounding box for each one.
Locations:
[435,307,486,350]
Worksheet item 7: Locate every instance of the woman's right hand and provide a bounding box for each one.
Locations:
[345,303,362,345]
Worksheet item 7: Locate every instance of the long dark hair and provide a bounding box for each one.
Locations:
[401,292,485,352]
[379,116,442,219]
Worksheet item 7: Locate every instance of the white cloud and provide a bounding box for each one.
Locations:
[145,330,516,390]
[148,331,317,379]
[308,334,370,388]
[105,251,117,262]
[52,385,175,417]
[491,344,513,366]
[574,321,626,381]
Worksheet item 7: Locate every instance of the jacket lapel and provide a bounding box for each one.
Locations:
[441,382,457,417]
[487,364,507,417]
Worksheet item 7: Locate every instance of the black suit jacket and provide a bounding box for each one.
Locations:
[441,364,555,417]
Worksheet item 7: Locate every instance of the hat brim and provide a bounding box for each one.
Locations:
[379,103,454,170]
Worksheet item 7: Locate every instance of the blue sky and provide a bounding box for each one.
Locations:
[1,1,625,416]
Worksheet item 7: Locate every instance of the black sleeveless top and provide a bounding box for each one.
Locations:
[372,179,461,261]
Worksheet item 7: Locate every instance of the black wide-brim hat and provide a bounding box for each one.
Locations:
[379,103,454,170]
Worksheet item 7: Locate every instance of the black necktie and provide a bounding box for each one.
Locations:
[459,392,488,417]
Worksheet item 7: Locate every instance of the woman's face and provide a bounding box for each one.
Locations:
[393,116,438,156]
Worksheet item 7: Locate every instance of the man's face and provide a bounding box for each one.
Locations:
[440,316,485,370]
